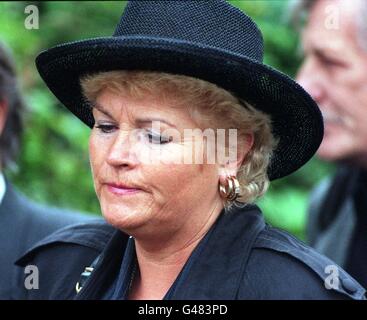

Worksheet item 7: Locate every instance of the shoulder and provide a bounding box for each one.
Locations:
[17,220,116,266]
[12,184,100,251]
[240,225,366,300]
[18,219,116,259]
[3,182,97,231]
[14,221,116,299]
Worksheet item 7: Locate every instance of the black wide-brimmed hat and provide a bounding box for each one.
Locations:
[35,0,323,181]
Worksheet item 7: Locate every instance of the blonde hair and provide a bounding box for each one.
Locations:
[80,70,277,207]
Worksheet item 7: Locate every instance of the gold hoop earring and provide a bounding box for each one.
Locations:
[219,175,240,202]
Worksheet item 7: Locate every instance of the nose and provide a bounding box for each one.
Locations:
[106,129,139,168]
[296,59,325,104]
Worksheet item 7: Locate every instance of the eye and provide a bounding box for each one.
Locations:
[146,131,172,144]
[320,55,346,69]
[94,124,117,133]
[322,57,336,66]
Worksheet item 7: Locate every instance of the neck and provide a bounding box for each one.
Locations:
[129,199,224,300]
[129,237,202,300]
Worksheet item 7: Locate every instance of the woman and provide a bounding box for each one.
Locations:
[16,0,365,300]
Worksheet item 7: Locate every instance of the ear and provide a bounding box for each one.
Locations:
[0,99,9,136]
[218,133,254,179]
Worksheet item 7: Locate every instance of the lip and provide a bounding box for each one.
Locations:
[105,183,142,196]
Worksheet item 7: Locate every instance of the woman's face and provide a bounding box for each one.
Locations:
[89,88,224,239]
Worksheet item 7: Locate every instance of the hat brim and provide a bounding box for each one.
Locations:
[35,36,323,180]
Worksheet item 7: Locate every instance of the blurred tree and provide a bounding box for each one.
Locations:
[0,1,334,238]
[0,1,126,214]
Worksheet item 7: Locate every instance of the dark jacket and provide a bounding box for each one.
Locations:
[307,165,367,288]
[0,180,99,299]
[307,166,358,267]
[307,168,356,268]
[15,204,365,300]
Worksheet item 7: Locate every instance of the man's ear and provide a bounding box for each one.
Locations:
[0,99,9,136]
[218,133,254,177]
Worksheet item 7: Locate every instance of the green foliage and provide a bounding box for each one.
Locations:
[0,1,334,235]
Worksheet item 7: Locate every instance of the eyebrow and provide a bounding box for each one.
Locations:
[91,102,114,119]
[311,45,337,59]
[135,117,177,129]
[91,102,177,128]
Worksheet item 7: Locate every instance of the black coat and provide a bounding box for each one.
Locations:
[307,166,367,289]
[15,204,366,300]
[0,180,98,299]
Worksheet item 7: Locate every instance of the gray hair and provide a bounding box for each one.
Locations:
[0,42,25,170]
[290,0,367,51]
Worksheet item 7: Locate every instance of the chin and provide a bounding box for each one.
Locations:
[101,204,147,231]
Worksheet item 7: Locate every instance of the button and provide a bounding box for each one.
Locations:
[341,278,358,294]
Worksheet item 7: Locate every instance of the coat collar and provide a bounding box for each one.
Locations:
[169,205,265,299]
[75,204,265,300]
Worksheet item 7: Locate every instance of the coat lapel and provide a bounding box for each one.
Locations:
[74,229,129,300]
[169,205,265,299]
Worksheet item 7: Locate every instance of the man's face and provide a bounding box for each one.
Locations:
[297,0,367,166]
